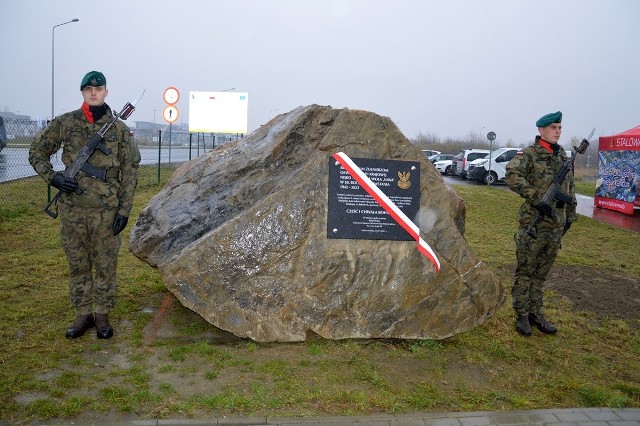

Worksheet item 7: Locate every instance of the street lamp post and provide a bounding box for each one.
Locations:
[486,131,497,186]
[51,18,79,120]
[153,109,158,143]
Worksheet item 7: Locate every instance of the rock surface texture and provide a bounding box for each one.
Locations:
[129,105,504,342]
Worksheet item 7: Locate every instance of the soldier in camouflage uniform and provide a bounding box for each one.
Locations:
[505,111,576,336]
[29,71,141,339]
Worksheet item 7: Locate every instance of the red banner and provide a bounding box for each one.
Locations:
[595,126,640,215]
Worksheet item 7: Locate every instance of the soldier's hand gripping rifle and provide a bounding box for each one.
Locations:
[44,90,145,219]
[526,128,594,239]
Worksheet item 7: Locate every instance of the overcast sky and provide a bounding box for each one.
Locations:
[1,0,638,146]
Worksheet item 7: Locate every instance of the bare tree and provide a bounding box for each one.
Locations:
[464,131,485,149]
[413,132,441,148]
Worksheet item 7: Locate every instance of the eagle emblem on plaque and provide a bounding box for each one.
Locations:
[397,171,411,190]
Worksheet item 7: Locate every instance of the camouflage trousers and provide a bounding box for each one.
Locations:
[59,203,121,315]
[512,226,562,315]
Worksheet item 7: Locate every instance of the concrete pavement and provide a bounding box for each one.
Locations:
[118,407,640,425]
[575,193,640,233]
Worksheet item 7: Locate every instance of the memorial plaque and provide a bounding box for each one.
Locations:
[327,157,420,240]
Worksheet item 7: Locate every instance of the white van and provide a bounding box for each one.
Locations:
[467,147,520,184]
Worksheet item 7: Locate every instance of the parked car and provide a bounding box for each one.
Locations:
[428,153,455,164]
[434,159,455,175]
[467,147,520,184]
[453,149,490,179]
[422,149,441,158]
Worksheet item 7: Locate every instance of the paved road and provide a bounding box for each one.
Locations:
[444,176,640,233]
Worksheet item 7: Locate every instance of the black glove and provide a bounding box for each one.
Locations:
[563,220,572,235]
[112,214,129,236]
[534,202,553,218]
[51,172,78,193]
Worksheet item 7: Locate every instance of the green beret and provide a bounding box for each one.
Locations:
[80,71,106,91]
[536,111,562,128]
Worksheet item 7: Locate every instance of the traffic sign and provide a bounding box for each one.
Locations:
[163,105,179,123]
[163,87,180,105]
[487,131,496,142]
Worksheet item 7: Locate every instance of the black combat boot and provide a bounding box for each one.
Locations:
[515,314,532,336]
[529,312,558,334]
[94,314,114,339]
[65,314,95,339]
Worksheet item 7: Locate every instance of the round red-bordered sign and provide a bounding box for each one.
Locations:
[163,105,179,123]
[163,87,180,105]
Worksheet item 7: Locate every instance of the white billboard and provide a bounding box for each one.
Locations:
[188,91,248,134]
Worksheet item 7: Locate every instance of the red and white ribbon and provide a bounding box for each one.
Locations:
[332,152,441,272]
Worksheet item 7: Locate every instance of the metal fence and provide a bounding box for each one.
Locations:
[0,118,233,214]
[3,116,603,215]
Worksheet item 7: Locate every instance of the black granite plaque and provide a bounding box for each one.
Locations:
[327,157,420,240]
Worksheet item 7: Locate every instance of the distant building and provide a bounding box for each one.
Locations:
[132,120,241,147]
[0,110,242,147]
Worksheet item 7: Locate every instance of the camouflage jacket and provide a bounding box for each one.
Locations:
[28,105,141,217]
[505,136,577,230]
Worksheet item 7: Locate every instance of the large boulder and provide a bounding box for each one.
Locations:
[129,105,503,342]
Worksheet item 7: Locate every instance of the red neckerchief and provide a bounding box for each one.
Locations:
[538,139,554,153]
[81,102,94,124]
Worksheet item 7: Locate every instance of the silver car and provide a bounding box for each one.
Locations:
[453,149,490,179]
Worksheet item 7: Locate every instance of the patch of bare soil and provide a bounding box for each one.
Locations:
[502,264,640,323]
[545,265,640,322]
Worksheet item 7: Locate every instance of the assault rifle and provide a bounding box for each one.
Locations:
[44,90,145,219]
[526,129,593,239]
